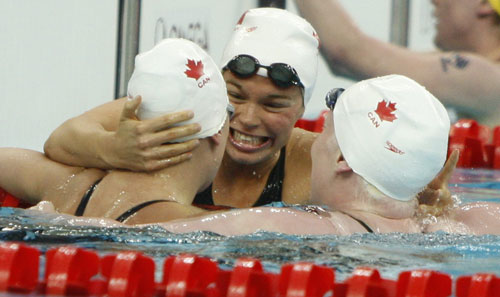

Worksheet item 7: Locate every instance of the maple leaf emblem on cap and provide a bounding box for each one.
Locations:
[237,11,249,25]
[185,59,204,81]
[375,100,397,122]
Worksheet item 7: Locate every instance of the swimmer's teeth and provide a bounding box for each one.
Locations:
[233,131,265,145]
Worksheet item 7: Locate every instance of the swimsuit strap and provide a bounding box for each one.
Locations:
[115,199,172,223]
[192,184,214,206]
[75,178,103,216]
[192,146,286,208]
[345,213,374,233]
[253,146,286,206]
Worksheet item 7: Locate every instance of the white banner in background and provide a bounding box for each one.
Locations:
[153,13,209,50]
[139,0,256,63]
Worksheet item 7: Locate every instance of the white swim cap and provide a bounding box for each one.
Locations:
[128,38,229,141]
[221,8,319,106]
[333,75,450,201]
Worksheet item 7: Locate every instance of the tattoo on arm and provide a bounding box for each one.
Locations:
[440,54,470,72]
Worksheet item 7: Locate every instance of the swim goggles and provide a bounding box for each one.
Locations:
[224,54,304,89]
[325,88,345,110]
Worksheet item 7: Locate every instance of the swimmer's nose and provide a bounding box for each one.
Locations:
[237,103,261,128]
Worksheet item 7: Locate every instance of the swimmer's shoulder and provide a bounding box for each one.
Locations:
[286,128,318,164]
[289,127,318,149]
[282,128,318,205]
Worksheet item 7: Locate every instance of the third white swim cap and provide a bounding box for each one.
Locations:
[221,8,319,106]
[128,38,229,142]
[333,75,450,201]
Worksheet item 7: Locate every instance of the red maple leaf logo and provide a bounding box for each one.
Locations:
[375,100,397,122]
[237,11,248,25]
[184,59,204,80]
[313,31,320,48]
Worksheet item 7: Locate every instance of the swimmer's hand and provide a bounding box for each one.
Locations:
[417,149,459,217]
[110,96,201,171]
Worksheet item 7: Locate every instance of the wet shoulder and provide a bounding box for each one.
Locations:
[282,128,318,205]
[287,128,318,156]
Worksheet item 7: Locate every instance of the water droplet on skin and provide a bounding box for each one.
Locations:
[56,174,77,194]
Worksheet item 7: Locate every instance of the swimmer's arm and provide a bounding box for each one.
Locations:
[44,97,201,171]
[282,128,318,204]
[0,148,41,202]
[155,207,343,236]
[295,0,500,118]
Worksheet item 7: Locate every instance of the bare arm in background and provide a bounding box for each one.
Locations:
[295,0,500,124]
[44,97,201,171]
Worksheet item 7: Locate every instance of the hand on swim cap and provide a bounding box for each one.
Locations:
[128,38,229,142]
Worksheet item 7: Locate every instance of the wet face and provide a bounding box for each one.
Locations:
[432,0,478,51]
[223,71,304,165]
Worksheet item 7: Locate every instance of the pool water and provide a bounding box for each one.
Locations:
[1,169,500,285]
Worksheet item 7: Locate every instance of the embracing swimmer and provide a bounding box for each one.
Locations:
[44,8,319,208]
[16,75,500,235]
[158,75,500,236]
[0,38,231,224]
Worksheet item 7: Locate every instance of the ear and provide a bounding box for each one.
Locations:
[335,155,353,173]
[209,130,224,145]
[329,112,352,173]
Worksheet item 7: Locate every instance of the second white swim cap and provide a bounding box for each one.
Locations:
[221,8,319,106]
[333,75,450,201]
[128,38,229,141]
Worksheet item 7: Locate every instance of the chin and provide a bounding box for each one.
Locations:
[224,147,272,166]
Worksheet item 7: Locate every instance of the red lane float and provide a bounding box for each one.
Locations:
[0,187,31,209]
[294,110,329,133]
[102,251,155,297]
[45,246,100,296]
[456,273,500,297]
[0,242,39,293]
[1,242,499,297]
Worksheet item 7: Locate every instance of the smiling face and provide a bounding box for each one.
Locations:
[432,0,478,51]
[223,71,304,166]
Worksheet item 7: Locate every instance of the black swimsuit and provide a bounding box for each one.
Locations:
[74,179,170,223]
[347,214,374,233]
[74,178,102,216]
[193,147,286,209]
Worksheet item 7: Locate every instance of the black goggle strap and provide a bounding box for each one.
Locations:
[325,88,345,111]
[227,103,235,119]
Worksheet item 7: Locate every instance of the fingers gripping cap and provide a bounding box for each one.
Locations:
[489,0,500,15]
[333,75,450,201]
[127,38,229,142]
[221,8,319,106]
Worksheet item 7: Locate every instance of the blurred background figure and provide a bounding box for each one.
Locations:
[294,0,500,126]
